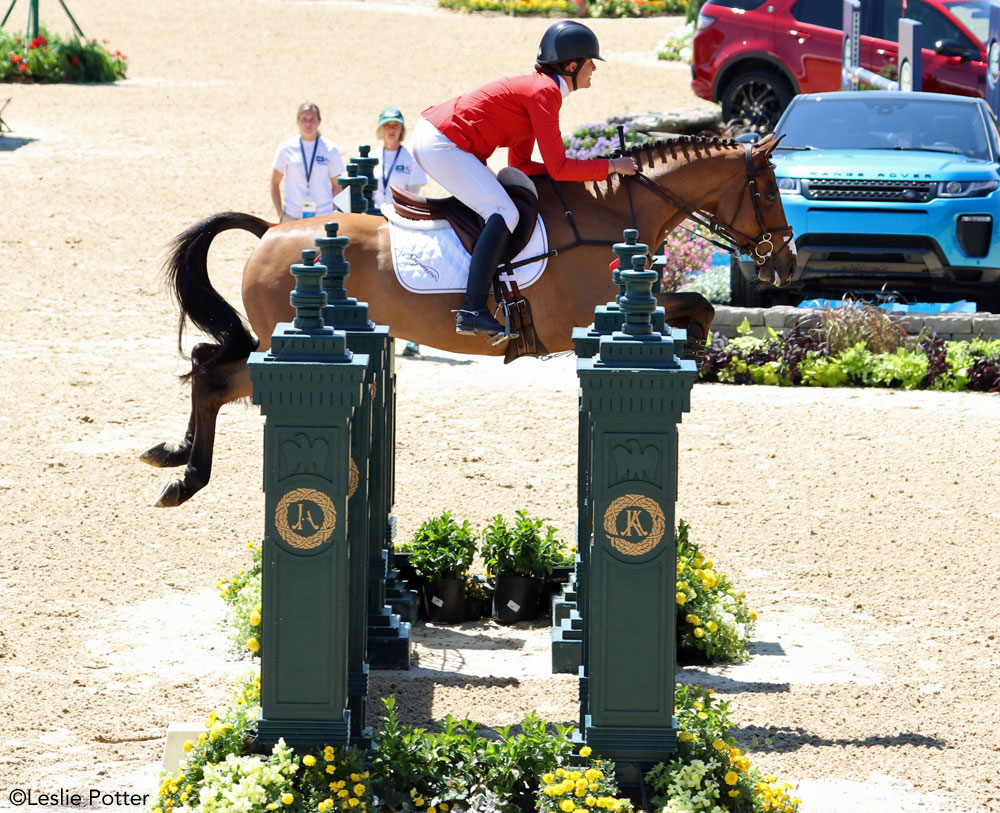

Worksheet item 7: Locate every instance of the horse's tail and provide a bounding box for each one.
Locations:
[164,211,271,368]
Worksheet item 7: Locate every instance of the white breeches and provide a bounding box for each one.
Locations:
[411,118,520,233]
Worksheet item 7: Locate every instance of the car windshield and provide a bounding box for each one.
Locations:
[943,0,991,44]
[777,96,992,160]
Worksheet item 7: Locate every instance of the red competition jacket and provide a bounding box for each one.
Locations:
[422,72,610,182]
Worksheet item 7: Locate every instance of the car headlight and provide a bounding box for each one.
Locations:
[937,179,999,198]
[777,177,801,194]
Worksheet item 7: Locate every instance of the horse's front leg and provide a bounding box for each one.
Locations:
[140,344,218,468]
[153,358,251,507]
[659,291,715,368]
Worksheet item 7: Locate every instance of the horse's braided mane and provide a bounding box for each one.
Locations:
[625,134,742,166]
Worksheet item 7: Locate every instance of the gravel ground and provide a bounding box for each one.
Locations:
[1,1,998,812]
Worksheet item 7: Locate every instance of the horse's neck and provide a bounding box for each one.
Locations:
[639,141,745,243]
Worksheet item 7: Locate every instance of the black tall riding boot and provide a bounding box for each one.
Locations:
[456,213,511,337]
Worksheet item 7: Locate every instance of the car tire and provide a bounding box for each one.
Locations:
[720,69,793,134]
[729,257,771,308]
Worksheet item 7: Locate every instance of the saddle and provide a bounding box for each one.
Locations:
[389,170,539,263]
[389,168,547,363]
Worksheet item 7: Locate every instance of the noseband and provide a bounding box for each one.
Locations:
[633,142,793,265]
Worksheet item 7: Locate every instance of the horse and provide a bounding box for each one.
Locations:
[142,133,795,507]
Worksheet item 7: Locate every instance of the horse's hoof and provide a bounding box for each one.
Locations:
[140,442,189,468]
[153,479,186,508]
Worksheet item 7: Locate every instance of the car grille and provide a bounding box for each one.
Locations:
[802,179,935,203]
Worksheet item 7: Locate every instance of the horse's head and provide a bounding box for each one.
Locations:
[713,133,796,286]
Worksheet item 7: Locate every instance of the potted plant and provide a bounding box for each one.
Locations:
[464,574,493,621]
[481,511,564,624]
[408,512,477,624]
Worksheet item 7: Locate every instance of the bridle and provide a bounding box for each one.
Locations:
[537,141,793,272]
[631,142,793,265]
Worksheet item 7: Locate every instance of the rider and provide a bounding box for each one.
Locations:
[412,20,638,340]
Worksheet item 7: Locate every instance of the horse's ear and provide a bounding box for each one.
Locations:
[761,133,785,155]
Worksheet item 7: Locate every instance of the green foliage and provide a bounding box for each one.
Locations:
[438,0,686,15]
[675,521,756,662]
[685,0,709,23]
[409,511,478,583]
[536,750,634,812]
[656,21,695,62]
[481,510,566,579]
[371,698,574,812]
[217,543,262,658]
[681,263,731,305]
[1,27,127,82]
[647,685,801,813]
[700,325,1000,392]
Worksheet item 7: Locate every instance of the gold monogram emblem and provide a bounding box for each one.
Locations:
[274,488,337,550]
[602,494,666,556]
[349,458,359,499]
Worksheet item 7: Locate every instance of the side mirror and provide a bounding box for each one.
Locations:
[935,39,973,60]
[735,132,761,144]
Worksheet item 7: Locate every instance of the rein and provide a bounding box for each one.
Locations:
[503,141,790,272]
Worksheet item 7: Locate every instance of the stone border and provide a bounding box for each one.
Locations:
[710,305,1000,343]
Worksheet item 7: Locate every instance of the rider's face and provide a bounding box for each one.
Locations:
[573,58,596,90]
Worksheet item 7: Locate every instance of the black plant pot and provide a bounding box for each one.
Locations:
[464,596,485,622]
[422,578,466,624]
[492,575,543,624]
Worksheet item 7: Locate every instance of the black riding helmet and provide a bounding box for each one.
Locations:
[536,20,603,90]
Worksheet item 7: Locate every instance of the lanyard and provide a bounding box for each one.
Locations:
[299,137,319,187]
[381,147,399,195]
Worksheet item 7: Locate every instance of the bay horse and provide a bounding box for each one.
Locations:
[143,133,795,507]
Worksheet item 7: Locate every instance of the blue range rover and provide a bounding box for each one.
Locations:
[732,91,1000,312]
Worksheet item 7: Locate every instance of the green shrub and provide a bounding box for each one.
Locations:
[481,511,565,579]
[409,511,478,583]
[1,27,127,82]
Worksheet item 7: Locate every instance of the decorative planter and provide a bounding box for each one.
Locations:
[422,578,466,624]
[492,575,543,624]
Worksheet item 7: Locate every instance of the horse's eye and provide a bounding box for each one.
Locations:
[765,193,777,203]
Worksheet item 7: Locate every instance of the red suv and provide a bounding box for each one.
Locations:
[692,0,990,132]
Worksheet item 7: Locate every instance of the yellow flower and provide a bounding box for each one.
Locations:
[706,620,718,633]
[303,754,316,767]
[579,745,592,757]
[326,765,336,774]
[725,771,739,786]
[351,774,361,783]
[750,610,758,620]
[338,789,349,798]
[414,797,425,807]
[543,773,555,784]
[354,784,365,796]
[247,637,260,652]
[685,614,700,625]
[586,796,597,806]
[713,739,727,751]
[348,800,359,809]
[677,731,695,742]
[282,793,295,805]
[561,800,576,813]
[428,808,436,813]
[728,790,740,798]
[675,592,687,605]
[250,610,262,626]
[440,805,448,812]
[693,627,705,638]
[182,740,193,753]
[584,769,600,781]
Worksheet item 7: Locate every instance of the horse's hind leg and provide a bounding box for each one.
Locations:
[140,344,218,468]
[153,358,251,508]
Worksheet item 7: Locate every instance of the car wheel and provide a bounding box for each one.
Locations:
[729,257,770,307]
[720,70,793,134]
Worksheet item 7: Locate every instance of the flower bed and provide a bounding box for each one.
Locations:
[1,28,127,82]
[700,316,1000,392]
[438,0,686,16]
[155,683,799,812]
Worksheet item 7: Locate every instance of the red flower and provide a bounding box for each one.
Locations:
[71,56,80,64]
[28,38,38,50]
[38,34,46,45]
[10,54,21,63]
[18,63,27,72]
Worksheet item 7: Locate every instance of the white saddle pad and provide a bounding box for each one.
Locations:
[386,210,549,294]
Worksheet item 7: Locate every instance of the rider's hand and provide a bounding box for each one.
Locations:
[610,156,638,176]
